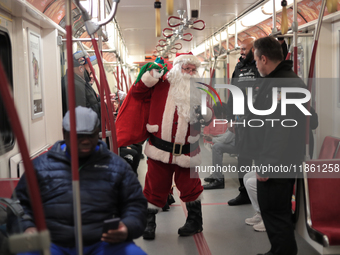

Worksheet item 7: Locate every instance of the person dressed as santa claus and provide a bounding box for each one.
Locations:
[116,53,213,240]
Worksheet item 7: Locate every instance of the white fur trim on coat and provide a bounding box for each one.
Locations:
[174,114,188,145]
[148,202,161,211]
[172,151,202,168]
[187,134,200,144]
[144,142,170,164]
[173,55,201,68]
[141,71,159,88]
[203,107,213,122]
[145,142,201,168]
[161,89,176,142]
[146,124,159,133]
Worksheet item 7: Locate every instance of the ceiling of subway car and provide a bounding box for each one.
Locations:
[114,0,262,57]
[26,0,333,62]
[27,0,264,59]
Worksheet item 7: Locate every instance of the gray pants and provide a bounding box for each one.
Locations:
[209,142,236,179]
[244,171,259,213]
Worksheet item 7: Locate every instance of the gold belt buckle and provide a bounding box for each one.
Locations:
[172,142,183,156]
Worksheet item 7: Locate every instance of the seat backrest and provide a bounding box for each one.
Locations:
[334,143,340,159]
[0,179,19,199]
[318,136,340,159]
[305,160,340,225]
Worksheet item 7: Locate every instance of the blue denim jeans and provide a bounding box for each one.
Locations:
[18,241,146,255]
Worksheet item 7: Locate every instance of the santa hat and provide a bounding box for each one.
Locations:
[173,52,201,68]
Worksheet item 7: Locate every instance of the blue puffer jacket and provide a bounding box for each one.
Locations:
[7,140,147,247]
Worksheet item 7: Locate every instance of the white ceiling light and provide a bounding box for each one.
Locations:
[191,0,297,55]
[227,21,242,35]
[191,43,206,56]
[239,8,269,27]
[79,0,98,21]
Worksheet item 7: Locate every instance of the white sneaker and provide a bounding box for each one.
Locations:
[253,220,266,232]
[245,212,262,226]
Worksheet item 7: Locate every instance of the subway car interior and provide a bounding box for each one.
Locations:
[0,0,340,254]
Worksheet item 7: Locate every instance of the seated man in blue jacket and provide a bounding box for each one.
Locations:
[7,106,147,255]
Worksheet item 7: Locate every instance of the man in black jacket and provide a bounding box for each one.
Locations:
[62,53,101,120]
[205,38,261,205]
[245,37,307,255]
[8,107,147,255]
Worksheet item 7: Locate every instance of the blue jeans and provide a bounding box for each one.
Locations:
[18,241,146,255]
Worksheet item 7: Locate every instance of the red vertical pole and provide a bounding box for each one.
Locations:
[293,46,298,74]
[65,1,83,254]
[129,74,132,87]
[305,0,326,159]
[98,50,106,139]
[120,65,124,92]
[0,62,47,232]
[85,57,109,132]
[92,38,118,154]
[121,67,129,92]
[116,66,120,91]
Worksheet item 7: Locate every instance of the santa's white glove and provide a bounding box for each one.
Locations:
[151,69,164,79]
[118,90,127,100]
[194,105,205,124]
[194,105,213,125]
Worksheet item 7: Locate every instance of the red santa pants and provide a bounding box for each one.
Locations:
[143,158,203,208]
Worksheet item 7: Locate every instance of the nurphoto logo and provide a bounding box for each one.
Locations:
[198,83,311,128]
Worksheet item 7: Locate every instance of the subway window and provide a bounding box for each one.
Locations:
[0,30,14,155]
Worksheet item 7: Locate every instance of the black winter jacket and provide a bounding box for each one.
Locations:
[226,57,261,121]
[62,72,101,120]
[239,60,307,177]
[7,141,147,247]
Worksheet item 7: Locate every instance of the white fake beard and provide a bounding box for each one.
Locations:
[167,64,202,124]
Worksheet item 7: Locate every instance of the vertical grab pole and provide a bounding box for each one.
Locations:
[305,0,327,159]
[65,1,83,255]
[78,42,110,141]
[91,37,118,154]
[226,26,230,87]
[121,67,129,92]
[97,1,106,141]
[116,66,120,91]
[286,44,292,60]
[113,71,118,88]
[235,20,238,48]
[129,74,132,88]
[0,60,50,254]
[120,63,125,92]
[293,0,298,74]
[272,0,277,34]
[84,55,111,134]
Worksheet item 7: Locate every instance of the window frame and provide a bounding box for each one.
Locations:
[0,28,14,155]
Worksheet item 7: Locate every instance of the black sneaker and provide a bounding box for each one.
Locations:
[228,193,251,206]
[203,179,225,190]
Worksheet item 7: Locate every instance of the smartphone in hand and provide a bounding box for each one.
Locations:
[102,218,120,233]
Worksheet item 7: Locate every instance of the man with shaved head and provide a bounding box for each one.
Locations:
[203,38,261,204]
[226,37,261,205]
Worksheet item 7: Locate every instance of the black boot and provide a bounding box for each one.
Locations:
[162,193,176,211]
[167,193,175,205]
[162,201,170,211]
[178,200,203,236]
[143,208,158,240]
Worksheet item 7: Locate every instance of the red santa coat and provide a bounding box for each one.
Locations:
[131,71,211,168]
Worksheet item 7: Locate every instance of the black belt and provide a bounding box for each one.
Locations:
[150,134,199,156]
